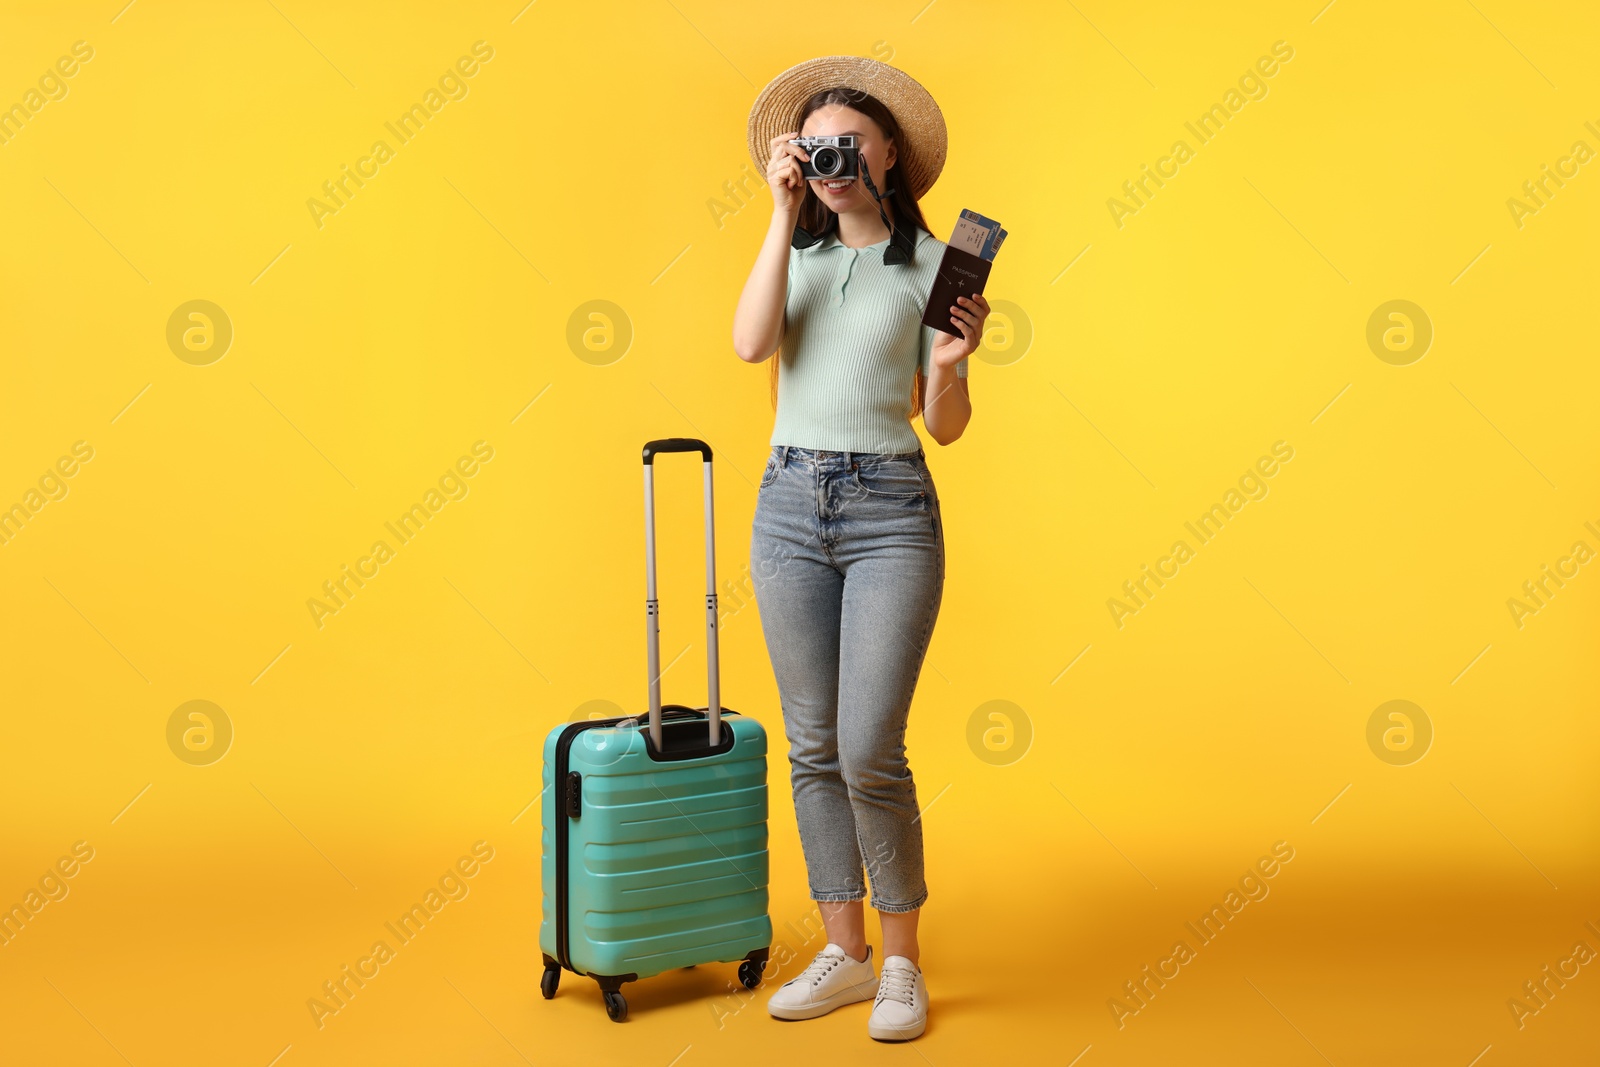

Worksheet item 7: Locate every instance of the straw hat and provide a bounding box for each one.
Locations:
[746,55,947,200]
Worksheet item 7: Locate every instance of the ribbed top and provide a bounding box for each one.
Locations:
[770,225,968,454]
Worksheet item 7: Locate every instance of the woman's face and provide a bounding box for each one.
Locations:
[799,103,896,213]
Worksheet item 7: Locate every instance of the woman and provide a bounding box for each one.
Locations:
[732,56,989,1042]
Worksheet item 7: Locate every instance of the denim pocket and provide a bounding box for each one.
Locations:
[850,458,926,499]
[759,455,781,489]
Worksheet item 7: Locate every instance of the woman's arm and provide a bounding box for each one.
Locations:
[733,133,809,362]
[923,293,988,445]
[732,207,797,362]
[922,361,971,445]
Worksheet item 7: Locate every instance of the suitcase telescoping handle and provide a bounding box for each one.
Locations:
[641,438,720,751]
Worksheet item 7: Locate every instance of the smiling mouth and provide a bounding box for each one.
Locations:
[822,179,854,191]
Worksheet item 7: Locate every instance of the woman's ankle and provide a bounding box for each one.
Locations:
[838,942,870,962]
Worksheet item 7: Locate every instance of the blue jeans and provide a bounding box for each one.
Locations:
[749,444,944,913]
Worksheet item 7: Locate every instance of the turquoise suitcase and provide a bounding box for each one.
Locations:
[539,438,772,1023]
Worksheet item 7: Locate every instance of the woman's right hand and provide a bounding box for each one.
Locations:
[766,131,809,217]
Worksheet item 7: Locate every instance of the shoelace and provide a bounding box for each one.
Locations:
[876,965,917,1007]
[794,951,845,988]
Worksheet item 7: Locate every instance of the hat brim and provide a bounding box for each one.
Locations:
[747,55,947,201]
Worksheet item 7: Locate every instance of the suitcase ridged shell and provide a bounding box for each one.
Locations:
[541,714,772,979]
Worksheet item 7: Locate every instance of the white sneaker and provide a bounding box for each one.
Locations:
[766,943,879,1020]
[867,955,927,1041]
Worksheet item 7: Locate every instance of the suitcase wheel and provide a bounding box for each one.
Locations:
[540,964,560,1000]
[738,959,763,990]
[603,990,628,1022]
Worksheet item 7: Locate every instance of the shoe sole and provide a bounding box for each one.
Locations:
[868,1017,927,1041]
[767,978,879,1020]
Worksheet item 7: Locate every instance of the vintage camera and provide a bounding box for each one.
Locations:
[789,134,859,182]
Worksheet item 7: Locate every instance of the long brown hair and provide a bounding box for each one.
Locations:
[771,87,935,419]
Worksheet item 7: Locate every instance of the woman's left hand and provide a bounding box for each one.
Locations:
[930,293,990,368]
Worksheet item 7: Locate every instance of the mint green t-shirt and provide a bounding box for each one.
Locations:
[770,225,969,454]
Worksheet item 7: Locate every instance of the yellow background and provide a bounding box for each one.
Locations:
[2,1,1597,1064]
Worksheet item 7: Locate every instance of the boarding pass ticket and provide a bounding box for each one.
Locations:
[950,208,1008,262]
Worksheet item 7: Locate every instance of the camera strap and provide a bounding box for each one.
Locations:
[790,222,827,250]
[859,166,915,266]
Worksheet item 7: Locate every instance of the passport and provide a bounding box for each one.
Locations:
[922,208,1006,337]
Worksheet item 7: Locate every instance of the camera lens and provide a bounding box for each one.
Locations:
[812,147,842,177]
